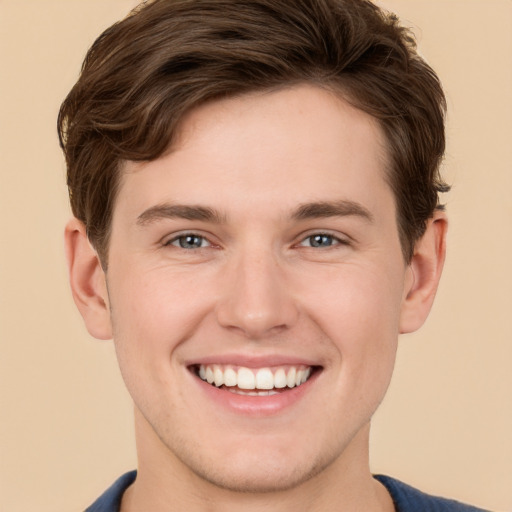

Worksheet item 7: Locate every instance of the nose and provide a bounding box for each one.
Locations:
[215,248,299,339]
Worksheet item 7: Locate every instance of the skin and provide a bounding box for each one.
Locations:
[66,84,447,511]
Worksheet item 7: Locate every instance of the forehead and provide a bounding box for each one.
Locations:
[176,84,387,170]
[117,84,391,220]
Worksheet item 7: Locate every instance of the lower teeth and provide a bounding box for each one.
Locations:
[227,388,280,396]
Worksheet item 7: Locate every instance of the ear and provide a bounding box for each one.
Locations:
[64,218,112,340]
[399,210,448,334]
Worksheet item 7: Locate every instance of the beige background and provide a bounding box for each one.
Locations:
[1,1,511,511]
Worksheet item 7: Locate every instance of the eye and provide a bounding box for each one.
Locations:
[299,233,344,248]
[167,233,210,249]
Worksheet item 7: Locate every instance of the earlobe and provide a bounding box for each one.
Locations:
[64,218,112,340]
[399,210,448,334]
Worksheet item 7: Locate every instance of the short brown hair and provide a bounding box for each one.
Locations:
[58,0,449,265]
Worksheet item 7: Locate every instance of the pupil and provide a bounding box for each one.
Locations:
[311,235,332,247]
[180,235,202,248]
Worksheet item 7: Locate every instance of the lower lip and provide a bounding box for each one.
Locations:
[192,370,320,417]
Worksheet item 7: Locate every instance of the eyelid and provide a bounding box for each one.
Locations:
[162,230,214,248]
[160,229,351,249]
[296,230,351,247]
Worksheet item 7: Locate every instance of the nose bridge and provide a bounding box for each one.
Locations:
[216,241,298,338]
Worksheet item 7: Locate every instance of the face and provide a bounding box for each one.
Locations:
[105,85,413,492]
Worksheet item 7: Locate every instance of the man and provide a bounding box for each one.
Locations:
[58,0,489,510]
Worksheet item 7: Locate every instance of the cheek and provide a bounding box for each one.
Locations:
[306,261,404,334]
[303,264,403,381]
[107,271,203,419]
[110,266,211,337]
[107,267,215,386]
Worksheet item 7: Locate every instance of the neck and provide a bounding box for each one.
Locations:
[121,411,394,512]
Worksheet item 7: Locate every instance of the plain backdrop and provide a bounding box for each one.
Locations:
[0,1,511,511]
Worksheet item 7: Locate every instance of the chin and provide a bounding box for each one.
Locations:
[186,454,330,494]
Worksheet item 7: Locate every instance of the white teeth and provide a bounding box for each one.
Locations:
[228,388,280,396]
[196,364,314,391]
[213,365,224,387]
[274,368,287,388]
[255,368,274,390]
[286,367,296,388]
[237,367,256,389]
[224,367,237,387]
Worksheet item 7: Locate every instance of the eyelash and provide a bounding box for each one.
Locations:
[163,232,349,250]
[164,233,211,250]
[298,233,349,249]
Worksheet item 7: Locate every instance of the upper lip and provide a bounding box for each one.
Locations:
[185,353,321,369]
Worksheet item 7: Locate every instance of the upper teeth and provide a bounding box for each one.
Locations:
[198,364,312,390]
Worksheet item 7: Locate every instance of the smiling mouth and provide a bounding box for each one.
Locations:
[191,364,318,396]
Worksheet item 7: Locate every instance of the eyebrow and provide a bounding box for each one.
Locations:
[292,200,374,223]
[136,199,373,226]
[136,203,226,226]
